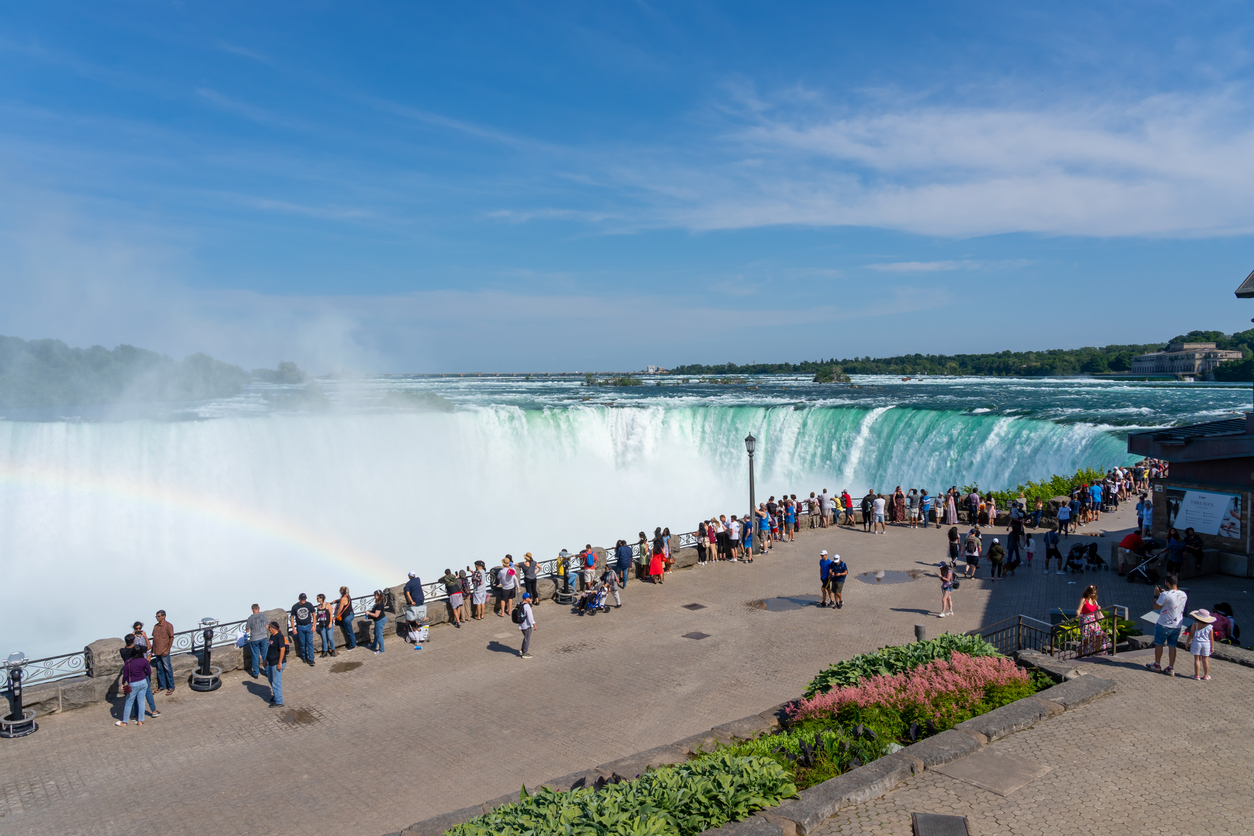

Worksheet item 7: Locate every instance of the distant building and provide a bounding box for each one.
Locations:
[1131,342,1242,376]
[644,366,668,375]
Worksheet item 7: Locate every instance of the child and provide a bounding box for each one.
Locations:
[1025,536,1035,568]
[1187,609,1216,680]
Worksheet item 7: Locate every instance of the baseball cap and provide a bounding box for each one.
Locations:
[408,572,417,578]
[522,592,532,599]
[820,550,828,555]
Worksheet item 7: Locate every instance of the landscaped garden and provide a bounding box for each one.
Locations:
[445,634,1054,835]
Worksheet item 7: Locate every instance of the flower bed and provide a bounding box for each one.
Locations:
[702,641,1045,790]
[445,752,797,836]
[804,633,1001,697]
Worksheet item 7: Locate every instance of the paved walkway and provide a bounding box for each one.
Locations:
[813,650,1254,836]
[1,506,1249,836]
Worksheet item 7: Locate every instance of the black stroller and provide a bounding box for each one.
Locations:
[1125,539,1162,584]
[1064,543,1087,574]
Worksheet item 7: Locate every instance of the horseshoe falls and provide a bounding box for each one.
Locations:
[1,374,1248,655]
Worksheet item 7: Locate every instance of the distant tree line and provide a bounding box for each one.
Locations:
[671,329,1254,379]
[0,335,303,408]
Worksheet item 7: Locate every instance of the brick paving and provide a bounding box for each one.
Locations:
[1,505,1250,836]
[812,651,1254,836]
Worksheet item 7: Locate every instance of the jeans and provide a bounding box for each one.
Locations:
[1059,518,1070,536]
[520,626,532,655]
[617,564,629,585]
[296,625,314,662]
[1032,510,1043,526]
[1007,538,1021,562]
[371,616,387,652]
[249,638,268,676]
[152,654,174,691]
[340,613,357,649]
[266,663,284,705]
[319,625,335,654]
[122,678,148,723]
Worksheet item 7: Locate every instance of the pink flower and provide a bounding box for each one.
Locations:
[788,653,1028,724]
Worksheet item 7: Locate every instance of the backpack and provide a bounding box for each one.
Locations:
[511,603,527,625]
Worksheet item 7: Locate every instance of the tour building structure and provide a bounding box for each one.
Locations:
[1127,271,1254,572]
[1131,342,1242,378]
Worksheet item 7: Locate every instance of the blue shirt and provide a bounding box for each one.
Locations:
[819,557,832,580]
[1090,485,1102,503]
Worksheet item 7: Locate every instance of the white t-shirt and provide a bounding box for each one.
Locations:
[498,566,517,590]
[1156,589,1187,628]
[873,497,886,515]
[729,520,741,539]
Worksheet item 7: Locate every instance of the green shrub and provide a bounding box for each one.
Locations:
[696,718,890,790]
[804,633,1001,698]
[446,752,797,836]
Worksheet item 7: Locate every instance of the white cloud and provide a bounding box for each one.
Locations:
[619,88,1254,238]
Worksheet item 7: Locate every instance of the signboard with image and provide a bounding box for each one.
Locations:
[1164,488,1242,539]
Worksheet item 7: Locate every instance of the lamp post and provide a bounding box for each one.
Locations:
[1,652,37,738]
[745,433,760,555]
[188,618,222,692]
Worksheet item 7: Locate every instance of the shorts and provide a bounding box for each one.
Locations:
[730,538,740,548]
[831,581,845,594]
[471,592,487,605]
[500,587,516,602]
[967,556,980,567]
[874,513,885,523]
[910,508,920,519]
[1153,623,1182,648]
[405,604,428,622]
[448,592,463,608]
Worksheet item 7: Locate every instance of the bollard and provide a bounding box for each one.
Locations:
[914,624,927,643]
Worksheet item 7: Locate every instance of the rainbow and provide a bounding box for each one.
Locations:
[0,462,399,583]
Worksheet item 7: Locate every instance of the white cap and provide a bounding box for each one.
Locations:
[992,538,999,543]
[833,554,841,561]
[408,572,417,578]
[820,550,828,555]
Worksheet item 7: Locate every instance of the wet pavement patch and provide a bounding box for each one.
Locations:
[329,661,363,673]
[748,594,823,611]
[855,569,928,585]
[280,708,318,726]
[682,632,711,640]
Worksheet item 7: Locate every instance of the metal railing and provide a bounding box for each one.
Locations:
[1050,605,1128,662]
[8,651,88,688]
[967,615,1055,656]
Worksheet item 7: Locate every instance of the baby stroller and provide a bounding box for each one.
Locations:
[573,582,609,616]
[1125,546,1161,585]
[1064,543,1088,574]
[1083,542,1108,570]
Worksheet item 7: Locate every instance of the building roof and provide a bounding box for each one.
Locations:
[1238,267,1254,298]
[1128,416,1253,462]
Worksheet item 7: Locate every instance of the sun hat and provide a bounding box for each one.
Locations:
[1190,609,1217,624]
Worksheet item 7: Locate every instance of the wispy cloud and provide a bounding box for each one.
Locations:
[868,259,1029,272]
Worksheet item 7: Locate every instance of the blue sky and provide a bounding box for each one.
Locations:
[3,2,1254,372]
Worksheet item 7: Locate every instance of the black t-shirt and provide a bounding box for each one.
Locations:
[367,598,386,620]
[403,578,425,605]
[291,601,315,626]
[266,633,285,665]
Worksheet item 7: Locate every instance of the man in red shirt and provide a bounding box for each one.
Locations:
[1117,530,1146,575]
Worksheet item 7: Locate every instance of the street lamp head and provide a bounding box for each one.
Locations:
[744,433,756,455]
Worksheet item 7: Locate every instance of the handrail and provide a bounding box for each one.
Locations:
[5,651,87,688]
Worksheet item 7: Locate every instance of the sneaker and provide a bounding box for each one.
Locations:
[1165,666,1175,676]
[1057,571,1066,575]
[937,613,947,618]
[148,711,161,717]
[520,653,532,659]
[1146,662,1162,672]
[1202,675,1211,680]
[1193,674,1202,680]
[373,650,383,655]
